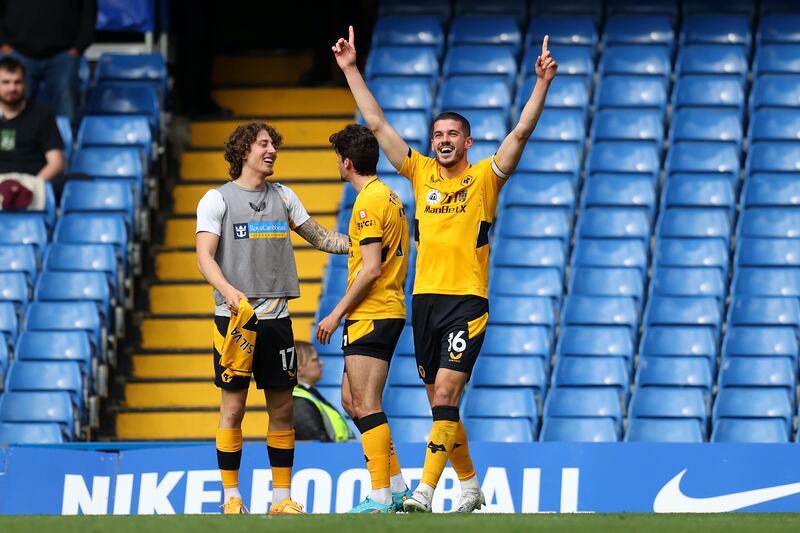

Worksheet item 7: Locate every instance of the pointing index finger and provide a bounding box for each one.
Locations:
[349,25,355,46]
[542,34,549,55]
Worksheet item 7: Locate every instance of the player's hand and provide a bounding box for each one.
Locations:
[223,288,248,315]
[534,35,558,82]
[332,25,357,70]
[316,313,342,345]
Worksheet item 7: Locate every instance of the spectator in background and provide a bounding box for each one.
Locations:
[0,0,97,126]
[0,56,64,209]
[293,341,353,443]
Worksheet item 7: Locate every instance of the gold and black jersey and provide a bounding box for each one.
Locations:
[347,177,409,320]
[400,149,503,298]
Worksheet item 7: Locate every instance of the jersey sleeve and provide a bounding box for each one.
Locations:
[276,184,311,229]
[352,193,385,246]
[477,157,503,201]
[196,189,225,235]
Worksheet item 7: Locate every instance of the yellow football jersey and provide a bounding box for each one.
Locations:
[400,149,503,298]
[347,177,409,320]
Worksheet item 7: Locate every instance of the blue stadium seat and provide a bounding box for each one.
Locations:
[394,325,414,357]
[0,302,18,348]
[754,44,800,76]
[95,53,167,93]
[437,77,511,112]
[635,357,713,395]
[639,327,717,372]
[569,267,644,303]
[530,109,585,144]
[499,175,576,211]
[666,143,740,177]
[0,391,75,438]
[492,238,567,273]
[380,111,429,143]
[54,214,128,266]
[365,47,439,83]
[531,0,602,20]
[43,244,120,300]
[388,417,430,443]
[0,422,64,444]
[489,266,563,301]
[733,268,800,298]
[606,0,678,17]
[543,387,623,427]
[16,331,93,379]
[526,15,598,49]
[551,357,629,396]
[372,16,445,56]
[387,356,420,386]
[384,386,431,417]
[466,141,500,164]
[599,46,671,81]
[718,358,795,402]
[464,388,537,421]
[450,109,507,142]
[758,15,800,44]
[586,142,659,177]
[749,77,800,110]
[723,327,799,364]
[581,176,656,218]
[672,76,745,116]
[713,387,793,436]
[87,84,160,133]
[61,180,135,235]
[0,244,37,285]
[516,142,581,176]
[655,237,729,275]
[25,302,102,353]
[650,267,726,301]
[368,78,433,114]
[523,46,593,83]
[482,324,551,363]
[682,0,755,18]
[676,43,749,80]
[748,109,800,142]
[561,296,638,334]
[626,418,704,442]
[453,0,527,20]
[6,361,84,411]
[378,0,450,19]
[727,296,800,332]
[576,208,651,243]
[594,76,667,114]
[488,296,555,328]
[497,207,571,242]
[534,77,590,116]
[472,356,548,394]
[0,272,29,311]
[656,208,731,244]
[669,108,743,148]
[736,238,800,268]
[316,356,344,387]
[540,417,618,442]
[77,115,153,162]
[628,387,707,436]
[465,418,536,442]
[711,418,789,443]
[34,272,112,325]
[681,14,751,47]
[448,16,522,53]
[557,326,634,363]
[602,15,674,48]
[746,143,800,175]
[644,296,722,338]
[661,176,736,214]
[70,147,144,197]
[591,109,663,145]
[737,208,800,239]
[571,238,648,276]
[443,46,517,84]
[0,214,48,256]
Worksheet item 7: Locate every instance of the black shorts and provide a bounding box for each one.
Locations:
[342,318,405,361]
[412,294,489,384]
[213,315,298,390]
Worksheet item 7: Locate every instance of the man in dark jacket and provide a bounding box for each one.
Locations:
[0,0,97,125]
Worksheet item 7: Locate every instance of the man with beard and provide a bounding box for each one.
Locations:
[0,56,64,206]
[333,27,558,513]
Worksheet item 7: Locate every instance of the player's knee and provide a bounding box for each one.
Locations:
[266,395,293,426]
[431,384,461,407]
[341,395,356,418]
[220,403,246,426]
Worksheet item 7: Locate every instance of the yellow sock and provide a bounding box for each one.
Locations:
[216,428,243,489]
[361,418,391,490]
[449,420,476,481]
[389,438,401,478]
[267,429,295,490]
[420,406,459,488]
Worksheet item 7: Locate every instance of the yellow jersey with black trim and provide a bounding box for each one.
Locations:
[399,149,504,298]
[347,177,409,320]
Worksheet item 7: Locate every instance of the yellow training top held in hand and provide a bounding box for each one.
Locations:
[216,299,258,380]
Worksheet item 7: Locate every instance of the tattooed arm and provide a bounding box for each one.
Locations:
[295,218,350,254]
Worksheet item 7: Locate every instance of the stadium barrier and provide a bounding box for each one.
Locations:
[1,442,800,514]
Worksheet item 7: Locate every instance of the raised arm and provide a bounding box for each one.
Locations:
[494,35,558,180]
[294,217,350,254]
[333,25,409,171]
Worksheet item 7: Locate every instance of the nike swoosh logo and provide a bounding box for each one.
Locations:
[654,469,800,512]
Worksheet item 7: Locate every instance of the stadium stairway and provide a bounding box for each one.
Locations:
[114,53,354,440]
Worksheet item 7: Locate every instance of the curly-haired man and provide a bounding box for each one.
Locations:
[196,122,349,515]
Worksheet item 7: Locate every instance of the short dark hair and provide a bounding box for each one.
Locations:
[223,122,283,179]
[432,112,471,138]
[328,124,379,176]
[0,56,25,76]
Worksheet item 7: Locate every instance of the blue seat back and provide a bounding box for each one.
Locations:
[0,422,63,444]
[465,417,536,442]
[489,266,563,300]
[600,46,671,80]
[464,388,537,419]
[723,326,799,361]
[712,418,788,443]
[540,417,618,442]
[672,76,745,113]
[676,45,748,80]
[388,417,430,442]
[755,44,800,76]
[0,214,48,255]
[448,16,522,52]
[95,53,167,89]
[384,386,431,417]
[365,47,439,82]
[557,325,634,360]
[77,115,153,162]
[635,356,713,393]
[586,142,659,176]
[443,46,517,83]
[595,76,667,111]
[87,84,160,133]
[437,77,511,111]
[603,15,674,47]
[372,16,445,56]
[0,391,74,437]
[626,418,704,442]
[526,15,598,49]
[750,76,800,110]
[368,78,433,113]
[571,238,648,275]
[681,14,751,47]
[0,244,37,284]
[6,361,84,410]
[488,295,555,328]
[25,302,101,350]
[543,387,623,424]
[0,272,29,309]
